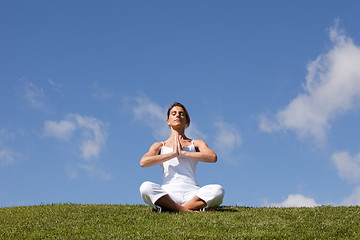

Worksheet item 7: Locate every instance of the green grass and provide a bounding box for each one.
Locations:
[1,204,359,239]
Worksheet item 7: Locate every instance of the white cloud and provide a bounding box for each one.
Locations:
[0,129,19,167]
[332,151,360,206]
[259,22,360,145]
[65,162,111,181]
[342,186,360,206]
[44,114,110,179]
[0,148,18,167]
[21,78,46,109]
[70,114,108,160]
[266,194,320,207]
[44,120,76,140]
[186,123,206,140]
[48,78,64,96]
[91,82,114,100]
[131,96,169,140]
[80,140,101,160]
[213,121,242,160]
[332,151,360,183]
[258,114,281,133]
[44,114,108,160]
[65,163,78,179]
[78,163,112,180]
[0,128,16,143]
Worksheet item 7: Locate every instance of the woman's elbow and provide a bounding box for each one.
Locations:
[211,153,217,163]
[140,159,147,168]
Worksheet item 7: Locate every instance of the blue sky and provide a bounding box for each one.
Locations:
[1,1,360,207]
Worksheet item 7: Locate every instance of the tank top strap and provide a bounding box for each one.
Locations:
[161,141,165,147]
[191,139,195,145]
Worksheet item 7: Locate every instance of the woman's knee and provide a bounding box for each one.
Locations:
[205,184,225,207]
[139,181,155,195]
[196,184,225,205]
[201,184,225,198]
[212,184,225,198]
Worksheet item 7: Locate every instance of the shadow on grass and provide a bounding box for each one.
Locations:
[146,206,244,213]
[215,206,245,212]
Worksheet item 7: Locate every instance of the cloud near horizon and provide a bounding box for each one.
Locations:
[342,186,360,206]
[332,151,360,183]
[265,194,320,207]
[259,22,360,145]
[332,151,360,206]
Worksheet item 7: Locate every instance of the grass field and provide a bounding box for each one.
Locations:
[1,204,359,239]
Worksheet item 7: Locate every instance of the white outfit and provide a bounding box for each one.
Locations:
[139,141,224,209]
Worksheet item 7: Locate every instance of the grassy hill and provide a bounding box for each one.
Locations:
[1,204,359,239]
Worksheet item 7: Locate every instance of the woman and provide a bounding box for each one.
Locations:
[139,102,224,212]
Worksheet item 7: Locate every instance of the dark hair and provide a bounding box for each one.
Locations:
[167,102,190,128]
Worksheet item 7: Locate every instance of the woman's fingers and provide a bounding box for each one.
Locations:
[173,132,179,155]
[177,137,183,155]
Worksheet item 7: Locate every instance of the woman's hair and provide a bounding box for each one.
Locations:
[167,102,190,128]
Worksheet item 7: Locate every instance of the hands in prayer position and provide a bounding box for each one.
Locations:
[172,132,186,157]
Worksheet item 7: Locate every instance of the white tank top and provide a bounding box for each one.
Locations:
[160,141,198,186]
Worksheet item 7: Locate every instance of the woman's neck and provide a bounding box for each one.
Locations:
[169,128,188,140]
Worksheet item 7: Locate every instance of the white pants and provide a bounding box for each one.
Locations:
[139,181,225,209]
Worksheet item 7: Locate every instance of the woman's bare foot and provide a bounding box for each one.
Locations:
[154,194,188,212]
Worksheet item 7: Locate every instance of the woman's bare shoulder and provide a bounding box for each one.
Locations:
[193,139,207,146]
[193,139,209,152]
[143,141,163,156]
[149,141,163,151]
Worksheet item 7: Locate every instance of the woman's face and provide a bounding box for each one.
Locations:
[167,106,187,128]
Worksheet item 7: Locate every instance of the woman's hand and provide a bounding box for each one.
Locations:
[173,132,184,156]
[178,139,218,163]
[140,131,180,168]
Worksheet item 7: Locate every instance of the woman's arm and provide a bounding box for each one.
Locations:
[179,139,217,163]
[140,142,177,168]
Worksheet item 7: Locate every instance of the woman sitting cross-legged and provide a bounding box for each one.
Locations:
[139,102,225,212]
